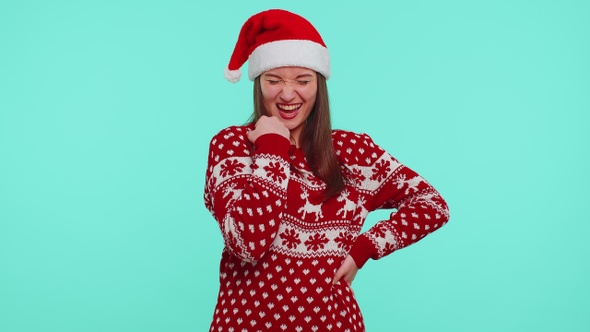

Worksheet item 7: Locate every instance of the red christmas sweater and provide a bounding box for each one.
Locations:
[204,124,450,332]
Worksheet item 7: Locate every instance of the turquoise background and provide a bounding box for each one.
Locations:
[1,0,588,331]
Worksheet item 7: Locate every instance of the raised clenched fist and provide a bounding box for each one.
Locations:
[247,115,290,144]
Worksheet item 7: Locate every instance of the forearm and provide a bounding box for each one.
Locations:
[206,131,291,262]
[350,185,449,268]
[348,152,450,268]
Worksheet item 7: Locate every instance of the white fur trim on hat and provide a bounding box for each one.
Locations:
[224,67,242,83]
[247,40,330,80]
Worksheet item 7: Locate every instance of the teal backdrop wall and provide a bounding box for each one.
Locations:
[1,0,588,331]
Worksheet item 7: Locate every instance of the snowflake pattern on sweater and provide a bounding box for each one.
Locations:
[204,124,450,332]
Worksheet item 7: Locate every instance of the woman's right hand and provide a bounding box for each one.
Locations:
[247,115,290,144]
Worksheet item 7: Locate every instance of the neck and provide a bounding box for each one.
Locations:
[290,127,303,147]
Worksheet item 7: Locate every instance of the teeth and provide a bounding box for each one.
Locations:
[278,104,301,111]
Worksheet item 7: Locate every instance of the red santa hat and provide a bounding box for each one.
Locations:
[224,9,330,83]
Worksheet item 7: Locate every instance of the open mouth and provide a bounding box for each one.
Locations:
[277,103,302,119]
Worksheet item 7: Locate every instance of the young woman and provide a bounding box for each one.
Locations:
[204,9,450,332]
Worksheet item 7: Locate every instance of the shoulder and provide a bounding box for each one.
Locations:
[332,129,386,167]
[332,129,366,141]
[210,124,254,145]
[207,124,255,163]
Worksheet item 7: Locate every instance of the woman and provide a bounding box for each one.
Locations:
[204,9,450,331]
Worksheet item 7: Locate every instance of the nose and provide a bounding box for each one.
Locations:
[279,83,296,101]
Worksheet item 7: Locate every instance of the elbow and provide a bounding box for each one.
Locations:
[241,236,272,263]
[248,239,273,262]
[227,240,271,263]
[231,250,259,264]
[439,197,450,226]
[241,245,267,263]
[417,190,450,226]
[221,222,273,263]
[420,190,449,227]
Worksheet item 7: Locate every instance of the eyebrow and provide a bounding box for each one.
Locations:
[263,73,314,79]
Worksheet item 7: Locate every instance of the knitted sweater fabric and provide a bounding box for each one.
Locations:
[204,124,450,332]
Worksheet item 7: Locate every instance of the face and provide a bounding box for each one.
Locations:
[260,67,318,143]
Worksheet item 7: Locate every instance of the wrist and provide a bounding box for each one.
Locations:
[349,236,376,269]
[254,133,291,156]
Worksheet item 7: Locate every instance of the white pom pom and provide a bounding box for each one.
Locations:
[224,67,242,83]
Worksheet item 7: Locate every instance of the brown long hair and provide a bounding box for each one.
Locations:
[250,74,345,199]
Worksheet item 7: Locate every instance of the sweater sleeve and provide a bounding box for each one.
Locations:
[204,126,291,262]
[345,133,450,268]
